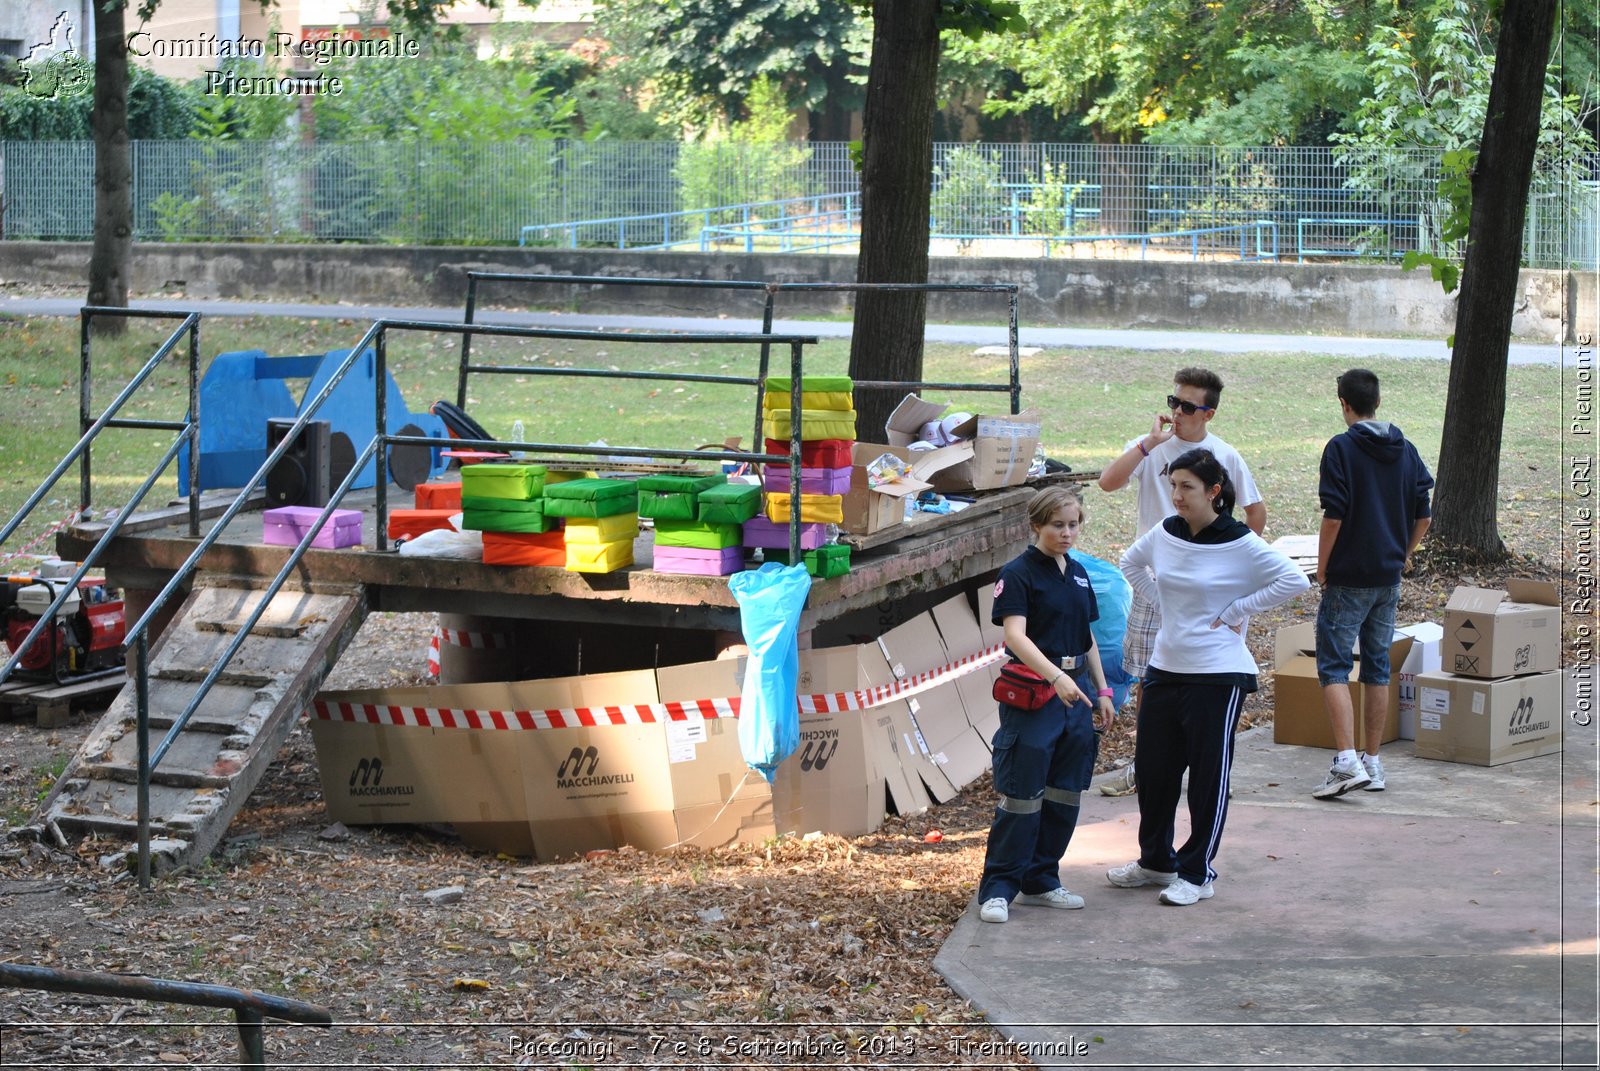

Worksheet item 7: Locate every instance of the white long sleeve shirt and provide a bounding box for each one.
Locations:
[1119,521,1310,676]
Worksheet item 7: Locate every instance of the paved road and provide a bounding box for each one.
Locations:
[2,296,1570,365]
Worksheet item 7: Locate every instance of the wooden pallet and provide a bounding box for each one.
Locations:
[0,673,127,729]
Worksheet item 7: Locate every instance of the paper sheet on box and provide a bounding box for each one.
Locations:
[666,714,708,763]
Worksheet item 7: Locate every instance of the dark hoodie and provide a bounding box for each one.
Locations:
[1319,420,1434,587]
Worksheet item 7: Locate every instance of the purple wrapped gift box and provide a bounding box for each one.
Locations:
[263,506,364,549]
[653,545,746,576]
[761,465,853,496]
[741,516,828,550]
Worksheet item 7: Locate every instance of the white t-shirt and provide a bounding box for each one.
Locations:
[1123,431,1263,536]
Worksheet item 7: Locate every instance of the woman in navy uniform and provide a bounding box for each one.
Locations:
[977,485,1116,924]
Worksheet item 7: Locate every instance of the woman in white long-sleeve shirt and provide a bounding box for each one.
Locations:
[1107,447,1310,906]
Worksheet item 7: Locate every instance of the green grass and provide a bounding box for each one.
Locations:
[0,313,1567,568]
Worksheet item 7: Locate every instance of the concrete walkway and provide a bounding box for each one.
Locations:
[934,687,1600,1070]
[1,296,1569,365]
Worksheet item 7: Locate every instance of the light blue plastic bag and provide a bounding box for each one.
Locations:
[1070,548,1135,710]
[728,561,813,782]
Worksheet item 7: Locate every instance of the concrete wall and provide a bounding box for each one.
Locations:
[3,241,1592,342]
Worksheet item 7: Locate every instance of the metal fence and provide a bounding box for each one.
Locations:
[2,140,1594,267]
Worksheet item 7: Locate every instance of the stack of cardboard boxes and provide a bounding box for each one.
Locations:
[1413,580,1565,766]
[1272,580,1564,767]
[311,592,1006,861]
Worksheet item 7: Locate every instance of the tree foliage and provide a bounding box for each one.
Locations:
[590,0,871,131]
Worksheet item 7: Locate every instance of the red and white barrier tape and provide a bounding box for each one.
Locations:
[0,509,87,564]
[424,626,514,679]
[320,641,1007,730]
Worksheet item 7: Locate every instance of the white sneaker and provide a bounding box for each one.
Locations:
[979,897,1009,923]
[1361,754,1386,791]
[1312,758,1372,799]
[1106,860,1178,888]
[1018,887,1085,910]
[1098,764,1138,796]
[1158,877,1215,906]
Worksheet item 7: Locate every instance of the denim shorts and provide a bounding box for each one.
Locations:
[1315,583,1401,686]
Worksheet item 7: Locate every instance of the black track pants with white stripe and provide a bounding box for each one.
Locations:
[1133,678,1244,886]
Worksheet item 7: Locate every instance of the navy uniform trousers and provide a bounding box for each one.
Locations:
[977,676,1099,903]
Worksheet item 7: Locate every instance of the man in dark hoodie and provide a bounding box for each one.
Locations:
[1311,369,1434,799]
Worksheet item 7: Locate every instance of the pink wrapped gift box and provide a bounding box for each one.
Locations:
[762,465,853,496]
[653,545,746,576]
[263,506,363,549]
[741,516,828,550]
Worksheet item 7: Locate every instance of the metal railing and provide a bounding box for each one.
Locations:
[0,961,331,1069]
[0,308,200,686]
[3,139,1592,267]
[456,273,1027,440]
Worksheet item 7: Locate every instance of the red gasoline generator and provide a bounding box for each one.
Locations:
[1,572,127,683]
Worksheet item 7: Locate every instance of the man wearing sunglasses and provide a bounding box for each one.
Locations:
[1095,367,1267,795]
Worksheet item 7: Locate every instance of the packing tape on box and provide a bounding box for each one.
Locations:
[320,641,1009,730]
[424,626,514,679]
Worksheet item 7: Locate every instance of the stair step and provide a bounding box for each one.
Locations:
[185,586,348,634]
[87,728,242,788]
[125,680,268,732]
[47,778,227,833]
[151,666,274,689]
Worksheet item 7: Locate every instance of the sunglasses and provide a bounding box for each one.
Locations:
[1167,394,1215,415]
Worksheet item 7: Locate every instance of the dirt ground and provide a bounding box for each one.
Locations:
[0,544,1575,1068]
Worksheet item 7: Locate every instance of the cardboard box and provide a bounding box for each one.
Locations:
[1440,580,1560,678]
[857,639,959,804]
[655,659,777,847]
[839,443,929,537]
[315,670,687,860]
[885,394,1041,492]
[771,647,887,836]
[929,593,1001,745]
[876,614,993,792]
[1395,621,1445,739]
[1272,625,1413,751]
[1413,668,1565,766]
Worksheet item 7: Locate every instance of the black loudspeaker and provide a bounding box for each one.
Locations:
[265,418,331,508]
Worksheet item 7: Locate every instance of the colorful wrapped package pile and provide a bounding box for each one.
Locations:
[640,473,752,576]
[545,477,639,573]
[459,462,567,566]
[761,375,855,527]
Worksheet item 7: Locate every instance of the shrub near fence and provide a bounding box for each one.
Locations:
[1,140,1593,267]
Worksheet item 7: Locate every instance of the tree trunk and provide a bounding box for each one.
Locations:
[1431,0,1558,559]
[848,0,940,443]
[87,1,131,335]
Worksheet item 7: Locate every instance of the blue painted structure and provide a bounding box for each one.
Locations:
[177,348,448,496]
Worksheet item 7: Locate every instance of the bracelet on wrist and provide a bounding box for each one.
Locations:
[1136,440,1150,457]
[1051,672,1065,684]
[1096,688,1114,698]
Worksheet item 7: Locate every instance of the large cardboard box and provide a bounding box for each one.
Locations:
[839,444,929,536]
[884,394,1042,492]
[1272,625,1412,751]
[930,593,1001,745]
[876,614,993,792]
[1440,580,1560,679]
[1413,668,1565,766]
[1395,621,1445,739]
[655,659,777,848]
[857,639,959,804]
[771,646,887,835]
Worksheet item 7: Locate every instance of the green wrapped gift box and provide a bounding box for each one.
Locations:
[460,494,558,534]
[460,462,546,501]
[653,519,743,549]
[765,542,851,578]
[636,473,726,522]
[696,482,762,524]
[543,478,639,518]
[765,375,853,394]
